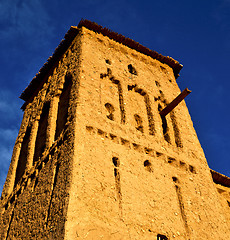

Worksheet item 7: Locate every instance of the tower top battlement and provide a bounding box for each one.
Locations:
[20,19,182,103]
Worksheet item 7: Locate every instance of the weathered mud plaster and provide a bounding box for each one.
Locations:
[1,20,230,240]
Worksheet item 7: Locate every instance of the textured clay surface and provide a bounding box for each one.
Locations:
[0,24,230,240]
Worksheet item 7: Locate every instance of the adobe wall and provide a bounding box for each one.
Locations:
[214,183,230,227]
[1,25,230,240]
[0,32,82,239]
[65,28,230,239]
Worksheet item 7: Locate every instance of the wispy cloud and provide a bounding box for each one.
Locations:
[0,0,54,47]
[0,89,23,125]
[0,128,19,145]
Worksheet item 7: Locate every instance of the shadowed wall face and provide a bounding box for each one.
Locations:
[55,74,73,140]
[33,101,50,164]
[0,32,81,239]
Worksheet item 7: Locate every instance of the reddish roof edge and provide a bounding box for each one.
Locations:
[20,27,80,102]
[211,169,230,188]
[20,19,183,102]
[78,19,183,78]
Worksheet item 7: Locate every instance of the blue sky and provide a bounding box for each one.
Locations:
[1,0,230,193]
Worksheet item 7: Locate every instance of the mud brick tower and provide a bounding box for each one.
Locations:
[1,20,230,239]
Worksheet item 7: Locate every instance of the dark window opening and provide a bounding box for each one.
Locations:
[180,161,186,167]
[107,68,112,76]
[157,234,168,240]
[33,101,50,164]
[105,59,111,65]
[160,66,168,74]
[227,201,230,207]
[134,114,144,133]
[120,138,130,148]
[55,73,72,140]
[112,157,120,179]
[112,157,120,167]
[158,104,170,143]
[110,133,117,140]
[30,171,36,181]
[114,168,118,177]
[135,87,146,96]
[144,160,152,172]
[17,188,22,197]
[105,103,115,121]
[10,195,15,204]
[160,117,167,135]
[86,126,94,133]
[168,157,176,164]
[144,160,151,167]
[156,152,163,157]
[128,64,137,75]
[155,81,160,87]
[5,203,9,211]
[189,165,196,174]
[172,176,179,183]
[127,84,136,91]
[97,129,106,136]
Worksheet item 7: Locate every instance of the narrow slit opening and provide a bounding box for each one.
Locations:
[105,59,111,65]
[112,157,120,167]
[158,104,170,143]
[128,64,137,75]
[144,160,152,172]
[105,103,115,121]
[134,114,144,133]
